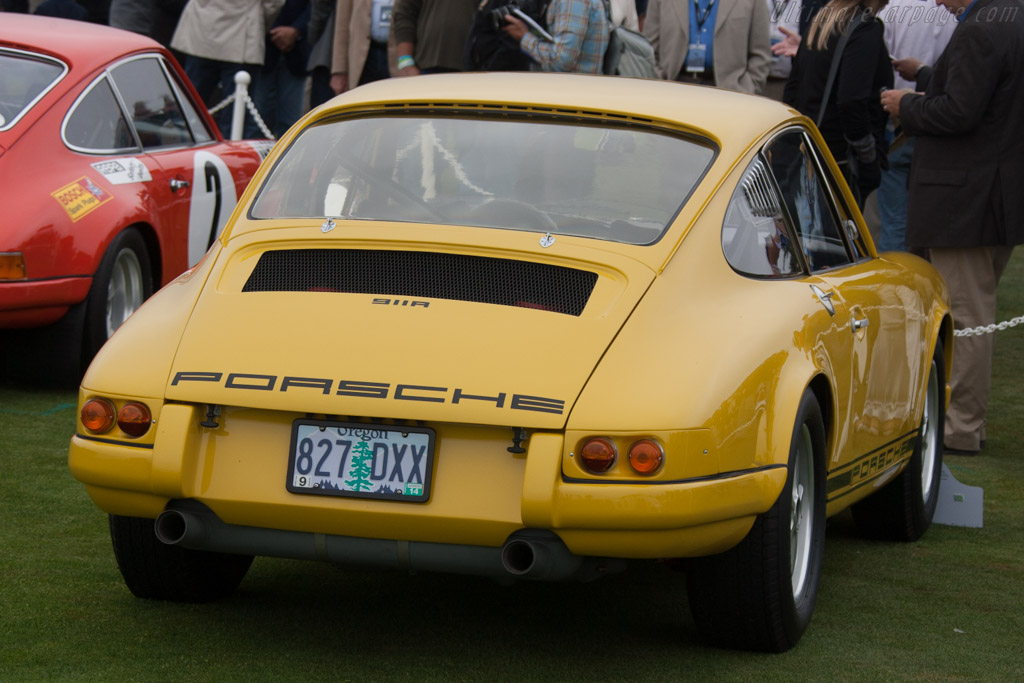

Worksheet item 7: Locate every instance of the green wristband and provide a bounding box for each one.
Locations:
[398,55,415,70]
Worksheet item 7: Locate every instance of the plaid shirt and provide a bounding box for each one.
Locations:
[521,0,610,73]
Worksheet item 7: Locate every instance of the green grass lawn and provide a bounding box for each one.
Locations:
[2,253,1022,681]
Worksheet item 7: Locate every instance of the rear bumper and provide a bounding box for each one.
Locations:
[69,403,787,562]
[0,276,90,327]
[152,500,623,581]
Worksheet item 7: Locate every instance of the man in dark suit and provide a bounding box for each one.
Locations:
[881,0,1024,456]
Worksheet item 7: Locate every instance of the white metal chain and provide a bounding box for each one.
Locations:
[207,93,234,115]
[953,315,1024,337]
[244,93,275,140]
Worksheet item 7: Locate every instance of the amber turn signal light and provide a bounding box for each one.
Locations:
[628,439,664,475]
[117,401,152,438]
[81,398,116,434]
[0,252,27,280]
[579,437,617,474]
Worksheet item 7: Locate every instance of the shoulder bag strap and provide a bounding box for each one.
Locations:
[816,8,864,128]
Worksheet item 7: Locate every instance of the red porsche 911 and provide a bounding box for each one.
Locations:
[1,15,270,379]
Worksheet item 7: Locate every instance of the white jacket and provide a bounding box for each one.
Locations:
[611,0,639,30]
[171,0,285,65]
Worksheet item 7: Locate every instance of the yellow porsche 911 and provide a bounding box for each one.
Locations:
[68,73,951,652]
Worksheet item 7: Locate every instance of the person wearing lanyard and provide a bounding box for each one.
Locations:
[642,0,771,93]
[684,0,717,83]
[764,0,801,101]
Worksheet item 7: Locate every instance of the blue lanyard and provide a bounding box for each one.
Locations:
[693,0,717,31]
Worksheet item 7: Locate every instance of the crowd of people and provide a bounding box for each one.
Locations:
[4,0,1022,454]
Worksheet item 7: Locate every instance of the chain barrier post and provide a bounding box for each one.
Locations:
[230,71,251,141]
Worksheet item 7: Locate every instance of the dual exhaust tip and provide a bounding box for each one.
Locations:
[155,507,586,581]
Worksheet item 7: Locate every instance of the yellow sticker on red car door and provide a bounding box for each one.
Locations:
[51,176,112,222]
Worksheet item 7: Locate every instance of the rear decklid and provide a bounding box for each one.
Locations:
[164,226,656,429]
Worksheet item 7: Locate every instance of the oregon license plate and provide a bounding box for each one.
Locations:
[286,420,434,502]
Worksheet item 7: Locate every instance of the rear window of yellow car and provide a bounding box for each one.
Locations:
[250,114,716,246]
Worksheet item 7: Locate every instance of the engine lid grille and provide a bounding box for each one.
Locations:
[242,249,598,316]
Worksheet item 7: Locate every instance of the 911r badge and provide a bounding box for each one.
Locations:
[51,176,112,222]
[372,297,429,307]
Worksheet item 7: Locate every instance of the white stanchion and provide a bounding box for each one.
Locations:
[206,72,275,141]
[230,71,251,141]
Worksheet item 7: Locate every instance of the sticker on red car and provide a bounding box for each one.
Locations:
[90,158,153,185]
[51,176,112,222]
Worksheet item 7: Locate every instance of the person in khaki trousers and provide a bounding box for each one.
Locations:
[642,0,770,94]
[881,0,1024,455]
[330,0,396,94]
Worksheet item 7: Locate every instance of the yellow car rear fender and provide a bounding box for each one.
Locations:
[81,244,220,399]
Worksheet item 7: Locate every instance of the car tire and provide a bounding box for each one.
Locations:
[852,340,945,542]
[686,390,826,652]
[0,301,86,387]
[109,515,253,602]
[82,228,153,366]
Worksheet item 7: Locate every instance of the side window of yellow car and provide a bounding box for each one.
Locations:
[722,156,804,278]
[799,135,873,261]
[764,130,855,273]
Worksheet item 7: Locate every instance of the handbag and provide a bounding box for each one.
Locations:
[601,0,658,79]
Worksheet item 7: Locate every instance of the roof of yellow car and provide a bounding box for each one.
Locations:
[314,72,799,146]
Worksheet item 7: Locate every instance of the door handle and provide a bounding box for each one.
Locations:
[851,316,869,332]
[170,178,190,192]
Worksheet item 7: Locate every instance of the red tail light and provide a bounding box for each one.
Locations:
[117,402,152,438]
[579,437,617,473]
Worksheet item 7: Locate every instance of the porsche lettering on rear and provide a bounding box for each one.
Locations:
[170,371,566,415]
